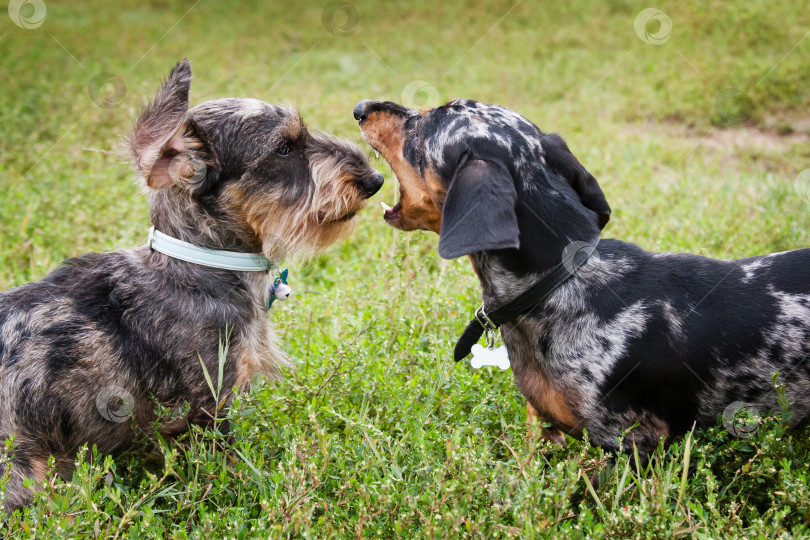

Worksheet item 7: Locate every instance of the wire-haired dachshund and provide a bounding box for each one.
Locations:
[0,60,383,512]
[354,97,810,460]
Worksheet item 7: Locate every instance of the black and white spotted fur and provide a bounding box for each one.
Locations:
[355,98,810,460]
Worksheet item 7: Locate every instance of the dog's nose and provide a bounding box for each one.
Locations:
[353,100,373,122]
[362,172,384,197]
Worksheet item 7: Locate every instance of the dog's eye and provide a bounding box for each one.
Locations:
[277,143,290,157]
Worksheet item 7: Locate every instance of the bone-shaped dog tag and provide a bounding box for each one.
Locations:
[470,344,510,370]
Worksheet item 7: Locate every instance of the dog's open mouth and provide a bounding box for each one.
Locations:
[380,200,401,223]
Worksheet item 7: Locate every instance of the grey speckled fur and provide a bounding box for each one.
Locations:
[0,59,382,511]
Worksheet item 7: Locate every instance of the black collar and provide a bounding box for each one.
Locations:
[454,242,598,362]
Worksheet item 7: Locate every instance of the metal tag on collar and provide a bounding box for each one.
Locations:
[475,304,498,350]
[470,304,509,368]
[268,265,292,310]
[470,344,510,370]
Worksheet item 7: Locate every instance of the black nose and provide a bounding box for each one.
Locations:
[354,100,373,122]
[362,172,384,197]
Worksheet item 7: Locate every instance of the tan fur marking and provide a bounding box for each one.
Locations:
[361,111,443,233]
[280,111,304,142]
[363,111,407,157]
[28,455,48,484]
[515,365,581,431]
[422,166,448,222]
[629,416,670,447]
[393,153,442,233]
[235,319,288,389]
[526,401,567,446]
[221,164,364,262]
[526,401,541,422]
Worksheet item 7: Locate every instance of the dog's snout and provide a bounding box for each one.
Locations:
[362,171,384,197]
[353,100,373,122]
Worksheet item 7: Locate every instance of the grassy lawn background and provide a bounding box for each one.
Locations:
[1,0,810,537]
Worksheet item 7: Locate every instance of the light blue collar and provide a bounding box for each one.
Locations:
[147,226,270,272]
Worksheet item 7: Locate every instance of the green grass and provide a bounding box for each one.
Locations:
[2,0,810,537]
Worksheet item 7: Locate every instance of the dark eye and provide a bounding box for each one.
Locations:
[277,143,290,156]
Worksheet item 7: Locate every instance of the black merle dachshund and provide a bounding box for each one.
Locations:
[355,97,810,460]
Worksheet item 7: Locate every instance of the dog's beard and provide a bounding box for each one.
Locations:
[234,184,365,262]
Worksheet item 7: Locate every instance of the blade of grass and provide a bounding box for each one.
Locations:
[676,430,693,513]
[198,352,217,402]
[583,471,606,517]
[611,456,631,513]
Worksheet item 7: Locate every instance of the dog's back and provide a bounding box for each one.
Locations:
[0,248,243,439]
[516,240,810,455]
[0,252,140,510]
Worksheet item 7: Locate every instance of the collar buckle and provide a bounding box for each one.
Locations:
[475,304,498,349]
[475,304,497,331]
[454,240,600,362]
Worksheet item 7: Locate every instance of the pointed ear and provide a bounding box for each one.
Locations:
[128,58,193,189]
[542,133,611,230]
[438,156,520,259]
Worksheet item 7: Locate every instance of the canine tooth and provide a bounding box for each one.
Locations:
[374,150,380,159]
[381,201,392,211]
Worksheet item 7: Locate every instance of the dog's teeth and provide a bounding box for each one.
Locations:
[380,201,392,212]
[374,150,380,159]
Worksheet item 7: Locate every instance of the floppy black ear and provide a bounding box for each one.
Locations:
[542,133,611,229]
[438,156,520,259]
